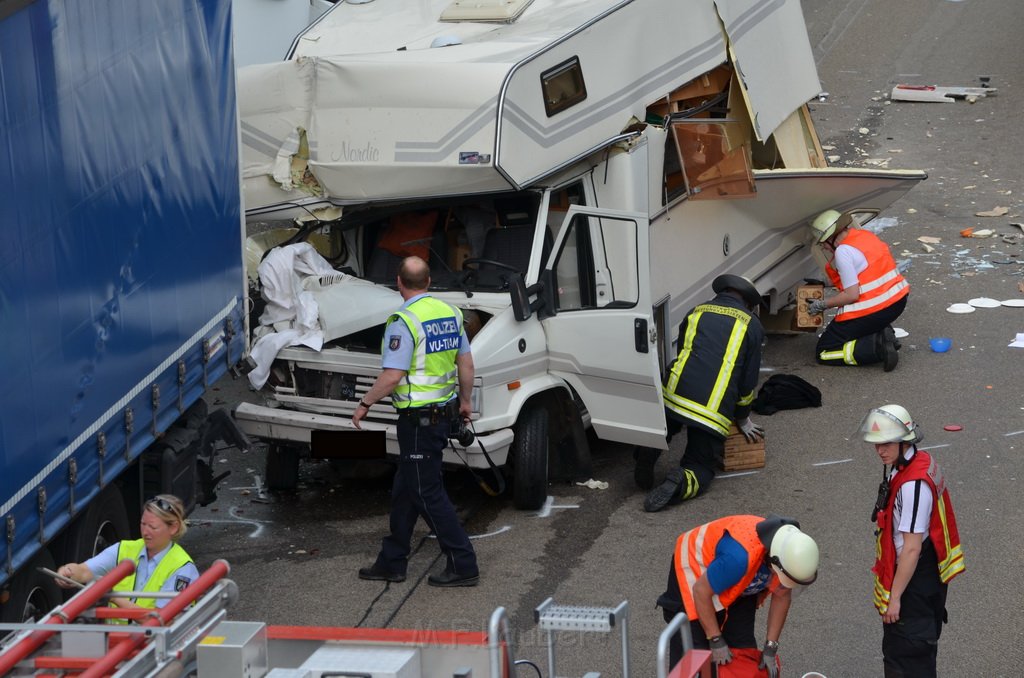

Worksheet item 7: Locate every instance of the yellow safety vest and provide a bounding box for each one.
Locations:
[388,296,463,409]
[110,540,194,620]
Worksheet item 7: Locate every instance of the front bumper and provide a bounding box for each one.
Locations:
[233,401,514,467]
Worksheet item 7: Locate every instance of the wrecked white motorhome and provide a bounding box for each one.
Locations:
[233,0,926,508]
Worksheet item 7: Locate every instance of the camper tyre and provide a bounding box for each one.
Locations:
[512,405,549,510]
[265,444,300,491]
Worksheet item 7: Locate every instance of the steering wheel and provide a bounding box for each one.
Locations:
[461,258,521,274]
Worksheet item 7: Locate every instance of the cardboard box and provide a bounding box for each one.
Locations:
[719,425,766,471]
[795,284,825,329]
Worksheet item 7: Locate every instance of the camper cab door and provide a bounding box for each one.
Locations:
[540,207,667,449]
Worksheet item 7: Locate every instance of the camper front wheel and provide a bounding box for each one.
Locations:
[512,406,550,510]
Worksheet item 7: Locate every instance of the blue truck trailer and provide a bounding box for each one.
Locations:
[0,0,247,621]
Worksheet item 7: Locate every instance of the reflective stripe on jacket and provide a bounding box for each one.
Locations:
[111,540,194,618]
[662,295,763,437]
[825,229,909,321]
[388,296,463,409]
[673,515,767,621]
[872,450,964,615]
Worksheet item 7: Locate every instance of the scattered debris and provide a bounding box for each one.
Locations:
[858,127,870,134]
[971,229,995,238]
[891,84,997,103]
[960,227,974,237]
[907,208,918,214]
[943,424,963,432]
[976,206,1009,217]
[576,478,609,490]
[921,243,935,253]
[917,236,942,244]
[946,303,975,314]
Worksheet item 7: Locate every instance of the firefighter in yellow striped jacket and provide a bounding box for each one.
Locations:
[637,274,766,512]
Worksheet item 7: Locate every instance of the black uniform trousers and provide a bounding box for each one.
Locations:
[661,594,758,669]
[374,411,477,577]
[816,295,907,365]
[635,415,720,496]
[882,539,948,678]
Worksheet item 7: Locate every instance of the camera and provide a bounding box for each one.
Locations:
[450,419,475,447]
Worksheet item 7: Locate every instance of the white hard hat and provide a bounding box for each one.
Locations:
[769,525,819,589]
[859,404,921,444]
[810,209,844,243]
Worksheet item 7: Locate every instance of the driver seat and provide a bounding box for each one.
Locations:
[481,225,552,274]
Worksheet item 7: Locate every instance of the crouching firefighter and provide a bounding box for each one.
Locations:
[635,274,766,512]
[859,404,965,677]
[656,514,819,677]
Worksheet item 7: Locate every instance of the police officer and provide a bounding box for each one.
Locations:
[859,405,964,676]
[354,256,479,587]
[636,274,765,512]
[656,514,819,676]
[55,495,198,613]
[806,210,908,371]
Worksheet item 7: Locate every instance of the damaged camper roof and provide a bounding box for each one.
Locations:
[239,0,820,210]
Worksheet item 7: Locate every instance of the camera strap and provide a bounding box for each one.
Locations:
[450,428,506,497]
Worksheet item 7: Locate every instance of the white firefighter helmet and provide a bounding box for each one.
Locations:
[769,524,819,589]
[810,209,844,243]
[859,404,921,444]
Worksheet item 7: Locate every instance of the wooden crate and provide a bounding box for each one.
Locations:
[719,425,766,471]
[795,284,825,329]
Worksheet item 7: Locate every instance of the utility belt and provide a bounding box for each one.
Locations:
[396,399,459,427]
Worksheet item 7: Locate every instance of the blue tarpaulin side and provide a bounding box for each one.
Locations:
[0,0,243,581]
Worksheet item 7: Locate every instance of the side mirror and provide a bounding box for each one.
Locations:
[510,273,532,321]
[509,273,551,322]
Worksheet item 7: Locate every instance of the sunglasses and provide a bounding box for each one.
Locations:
[146,497,176,515]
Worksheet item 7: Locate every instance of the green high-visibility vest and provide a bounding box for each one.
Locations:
[110,539,194,619]
[388,296,463,409]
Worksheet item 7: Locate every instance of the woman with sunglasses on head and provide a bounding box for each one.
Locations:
[860,405,964,677]
[54,494,199,612]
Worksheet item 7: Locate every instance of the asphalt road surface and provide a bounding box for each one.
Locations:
[186,1,1024,675]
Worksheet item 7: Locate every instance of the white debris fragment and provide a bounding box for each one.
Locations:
[576,478,609,490]
[858,127,870,134]
[975,206,1009,217]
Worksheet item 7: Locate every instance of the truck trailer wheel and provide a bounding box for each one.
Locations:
[265,444,300,491]
[1,552,62,625]
[59,485,132,565]
[512,406,550,510]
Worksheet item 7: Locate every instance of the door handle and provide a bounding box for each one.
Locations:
[634,318,649,353]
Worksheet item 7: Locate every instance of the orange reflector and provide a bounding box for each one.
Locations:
[507,381,521,390]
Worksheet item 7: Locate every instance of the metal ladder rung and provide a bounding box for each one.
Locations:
[536,605,617,632]
[534,598,632,677]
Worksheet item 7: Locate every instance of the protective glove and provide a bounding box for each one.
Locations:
[759,642,779,678]
[806,298,828,315]
[709,635,733,665]
[738,417,765,443]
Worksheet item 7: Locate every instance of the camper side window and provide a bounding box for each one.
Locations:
[551,213,639,312]
[541,57,587,117]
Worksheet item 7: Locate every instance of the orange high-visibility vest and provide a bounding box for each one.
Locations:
[825,229,908,321]
[872,450,964,615]
[673,515,769,620]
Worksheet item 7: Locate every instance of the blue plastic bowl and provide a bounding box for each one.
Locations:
[929,337,952,353]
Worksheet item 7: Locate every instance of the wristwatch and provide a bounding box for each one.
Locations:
[765,640,779,651]
[359,400,371,408]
